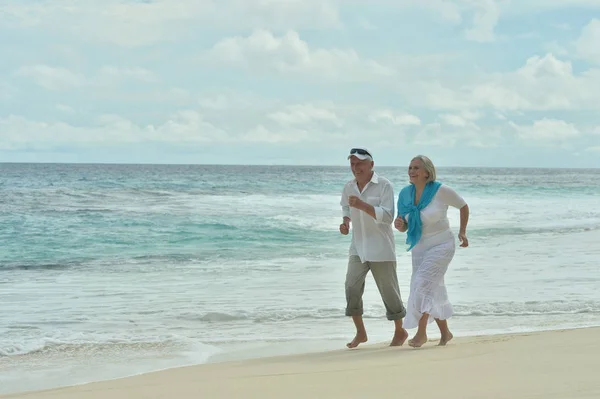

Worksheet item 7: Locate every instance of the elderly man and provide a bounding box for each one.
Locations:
[339,147,407,348]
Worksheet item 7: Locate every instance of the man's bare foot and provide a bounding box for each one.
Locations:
[408,334,428,348]
[390,328,409,346]
[438,332,453,346]
[346,333,368,348]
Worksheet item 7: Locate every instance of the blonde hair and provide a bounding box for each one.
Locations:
[412,155,436,183]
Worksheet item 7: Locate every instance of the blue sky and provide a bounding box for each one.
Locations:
[1,0,600,167]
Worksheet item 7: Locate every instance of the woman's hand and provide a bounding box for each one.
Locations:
[394,217,406,232]
[458,232,469,247]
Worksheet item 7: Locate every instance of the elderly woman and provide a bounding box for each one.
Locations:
[394,155,469,347]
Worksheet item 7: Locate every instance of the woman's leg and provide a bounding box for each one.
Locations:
[407,237,456,348]
[409,316,453,347]
[408,313,429,347]
[435,318,453,346]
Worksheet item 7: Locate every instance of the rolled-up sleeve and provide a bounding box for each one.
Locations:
[341,185,351,218]
[374,182,394,224]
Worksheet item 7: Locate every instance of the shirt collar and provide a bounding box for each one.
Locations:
[354,171,379,185]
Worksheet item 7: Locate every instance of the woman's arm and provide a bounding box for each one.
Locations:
[458,204,469,247]
[437,185,469,247]
[459,204,469,235]
[394,216,408,232]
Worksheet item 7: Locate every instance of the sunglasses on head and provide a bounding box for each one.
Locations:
[350,148,372,157]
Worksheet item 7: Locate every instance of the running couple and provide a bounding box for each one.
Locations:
[340,147,470,348]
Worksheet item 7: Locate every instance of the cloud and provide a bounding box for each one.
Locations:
[0,80,17,101]
[573,19,600,64]
[242,125,311,144]
[55,104,76,114]
[2,0,600,167]
[516,0,600,11]
[464,0,499,42]
[510,118,580,143]
[0,1,212,47]
[14,65,85,91]
[410,120,500,148]
[12,64,159,92]
[268,103,344,127]
[368,110,421,126]
[226,0,342,30]
[98,67,158,84]
[0,0,341,47]
[439,113,480,128]
[0,112,228,151]
[419,53,600,112]
[210,30,394,80]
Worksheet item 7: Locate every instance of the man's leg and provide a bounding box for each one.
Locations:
[370,261,408,346]
[345,255,370,348]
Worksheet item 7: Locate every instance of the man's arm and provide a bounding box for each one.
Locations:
[341,185,351,221]
[374,182,394,224]
[340,186,351,235]
[349,182,394,224]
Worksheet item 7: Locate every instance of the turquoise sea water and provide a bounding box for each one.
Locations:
[1,164,600,394]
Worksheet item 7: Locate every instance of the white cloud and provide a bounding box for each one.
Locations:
[0,81,17,101]
[0,112,228,151]
[411,120,500,148]
[242,125,310,144]
[357,18,378,30]
[0,1,217,47]
[226,0,341,30]
[12,64,160,92]
[2,1,600,166]
[55,104,76,114]
[14,65,85,91]
[0,0,341,47]
[268,104,344,127]
[368,109,421,126]
[574,19,600,64]
[464,0,499,42]
[516,0,600,11]
[510,118,580,143]
[98,67,158,83]
[419,53,600,112]
[439,113,480,129]
[210,30,394,80]
[199,96,232,111]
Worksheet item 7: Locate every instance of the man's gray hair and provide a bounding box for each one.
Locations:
[412,155,436,183]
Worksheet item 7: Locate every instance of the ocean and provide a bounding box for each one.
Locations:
[1,163,599,394]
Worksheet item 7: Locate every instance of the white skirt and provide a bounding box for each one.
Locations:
[403,229,456,330]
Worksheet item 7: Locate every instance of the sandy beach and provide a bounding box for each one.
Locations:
[3,327,598,399]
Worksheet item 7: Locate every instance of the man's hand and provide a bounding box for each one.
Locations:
[339,217,350,235]
[339,223,349,235]
[340,216,350,235]
[348,195,365,210]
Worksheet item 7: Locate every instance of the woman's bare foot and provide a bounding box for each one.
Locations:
[438,332,453,346]
[390,328,408,346]
[408,334,428,348]
[346,332,368,348]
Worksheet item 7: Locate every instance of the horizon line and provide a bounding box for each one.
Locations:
[0,161,599,170]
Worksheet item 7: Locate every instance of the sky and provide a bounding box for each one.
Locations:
[1,0,600,167]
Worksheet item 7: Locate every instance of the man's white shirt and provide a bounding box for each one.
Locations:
[340,172,396,263]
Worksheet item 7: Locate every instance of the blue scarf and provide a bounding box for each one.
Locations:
[397,181,442,251]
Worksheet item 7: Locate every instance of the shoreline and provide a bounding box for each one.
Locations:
[3,326,599,398]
